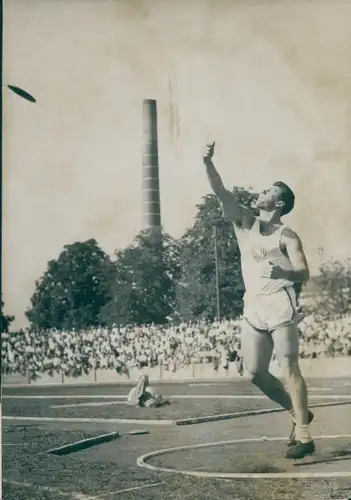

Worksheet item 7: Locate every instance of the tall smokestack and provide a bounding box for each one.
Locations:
[142,99,161,230]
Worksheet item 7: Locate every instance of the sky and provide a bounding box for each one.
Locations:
[3,0,351,329]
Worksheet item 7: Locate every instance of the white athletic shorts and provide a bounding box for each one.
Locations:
[243,287,297,332]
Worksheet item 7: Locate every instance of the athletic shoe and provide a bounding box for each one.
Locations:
[285,440,315,460]
[287,410,314,447]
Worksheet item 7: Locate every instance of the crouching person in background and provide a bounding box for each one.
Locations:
[127,375,165,408]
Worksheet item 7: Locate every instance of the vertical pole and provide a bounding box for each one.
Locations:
[214,224,221,321]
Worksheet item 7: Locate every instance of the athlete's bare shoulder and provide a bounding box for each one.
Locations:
[281,226,296,237]
[281,227,303,246]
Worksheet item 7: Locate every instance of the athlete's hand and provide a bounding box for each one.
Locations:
[203,142,215,163]
[263,262,288,280]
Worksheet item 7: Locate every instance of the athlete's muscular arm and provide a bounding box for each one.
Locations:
[282,229,310,283]
[265,229,310,282]
[203,142,255,229]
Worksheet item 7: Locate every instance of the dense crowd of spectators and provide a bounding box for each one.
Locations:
[2,312,351,380]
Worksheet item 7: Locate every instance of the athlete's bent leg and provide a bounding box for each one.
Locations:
[241,320,293,411]
[272,323,315,458]
[271,323,309,426]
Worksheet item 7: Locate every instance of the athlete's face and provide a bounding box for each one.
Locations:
[256,185,283,211]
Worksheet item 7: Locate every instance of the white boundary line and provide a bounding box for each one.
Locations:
[137,434,351,479]
[3,395,126,400]
[175,399,351,425]
[2,416,174,425]
[3,394,351,400]
[307,387,334,391]
[187,383,231,387]
[169,395,351,400]
[82,482,164,499]
[51,401,128,409]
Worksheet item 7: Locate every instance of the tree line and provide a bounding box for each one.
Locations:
[22,187,256,331]
[2,186,350,332]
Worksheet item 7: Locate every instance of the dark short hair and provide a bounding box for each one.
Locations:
[273,181,295,215]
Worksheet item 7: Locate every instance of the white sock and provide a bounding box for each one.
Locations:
[295,424,313,444]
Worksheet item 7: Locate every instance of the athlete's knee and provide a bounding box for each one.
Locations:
[245,366,269,385]
[278,355,302,379]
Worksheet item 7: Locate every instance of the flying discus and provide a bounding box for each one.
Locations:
[5,84,36,103]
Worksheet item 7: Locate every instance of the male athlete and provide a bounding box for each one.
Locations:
[203,142,314,460]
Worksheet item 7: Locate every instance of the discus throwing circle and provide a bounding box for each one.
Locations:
[137,434,351,479]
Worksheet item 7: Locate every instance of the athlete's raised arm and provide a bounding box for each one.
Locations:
[203,142,255,229]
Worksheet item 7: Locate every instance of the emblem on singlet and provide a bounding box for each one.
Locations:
[252,247,267,262]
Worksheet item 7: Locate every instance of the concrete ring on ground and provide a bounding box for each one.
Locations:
[137,435,351,479]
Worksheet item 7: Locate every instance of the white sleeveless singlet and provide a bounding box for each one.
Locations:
[236,219,294,296]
